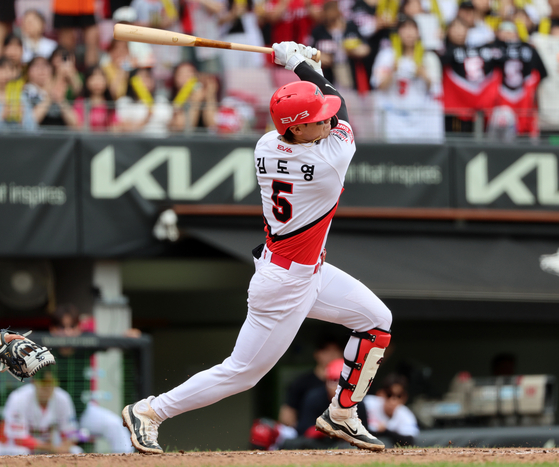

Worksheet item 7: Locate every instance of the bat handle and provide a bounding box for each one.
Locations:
[268,49,321,63]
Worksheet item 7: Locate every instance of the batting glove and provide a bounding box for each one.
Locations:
[296,44,323,75]
[296,44,318,60]
[272,42,307,71]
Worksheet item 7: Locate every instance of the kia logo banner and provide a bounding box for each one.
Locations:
[0,135,557,256]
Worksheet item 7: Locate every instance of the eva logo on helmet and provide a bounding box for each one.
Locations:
[270,81,341,135]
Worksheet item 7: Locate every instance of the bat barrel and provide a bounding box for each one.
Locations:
[113,23,197,47]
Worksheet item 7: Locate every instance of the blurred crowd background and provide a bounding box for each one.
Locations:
[0,0,558,140]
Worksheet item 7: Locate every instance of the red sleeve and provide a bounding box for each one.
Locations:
[15,436,39,450]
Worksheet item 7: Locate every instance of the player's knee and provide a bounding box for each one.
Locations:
[229,364,265,391]
[358,301,392,333]
[237,375,260,392]
[375,305,392,331]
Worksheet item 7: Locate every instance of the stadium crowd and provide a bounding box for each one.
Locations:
[0,0,557,139]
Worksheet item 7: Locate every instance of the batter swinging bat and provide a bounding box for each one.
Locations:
[113,24,321,62]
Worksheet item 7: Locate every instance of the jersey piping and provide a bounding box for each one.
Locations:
[264,196,341,265]
[264,200,338,243]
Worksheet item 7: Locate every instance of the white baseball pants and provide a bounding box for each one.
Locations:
[151,249,392,420]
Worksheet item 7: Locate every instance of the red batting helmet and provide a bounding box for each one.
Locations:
[270,81,341,135]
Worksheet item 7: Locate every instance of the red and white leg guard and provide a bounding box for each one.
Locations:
[338,328,391,408]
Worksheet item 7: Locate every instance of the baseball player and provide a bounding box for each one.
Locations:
[2,368,80,454]
[122,41,393,453]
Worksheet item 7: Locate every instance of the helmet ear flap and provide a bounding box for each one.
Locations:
[330,115,339,129]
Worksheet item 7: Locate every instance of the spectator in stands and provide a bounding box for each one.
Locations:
[310,0,371,91]
[439,17,500,133]
[116,67,173,135]
[0,0,15,57]
[513,8,537,39]
[131,0,187,82]
[50,47,83,101]
[53,0,100,67]
[112,7,156,69]
[538,0,559,33]
[399,0,443,51]
[179,0,224,73]
[278,335,343,429]
[20,9,58,64]
[492,21,547,137]
[108,0,135,17]
[371,16,444,141]
[262,0,323,46]
[363,374,419,447]
[215,93,256,134]
[428,0,459,26]
[131,0,177,29]
[532,8,559,133]
[74,65,119,132]
[169,62,218,132]
[462,0,496,47]
[344,0,378,42]
[23,56,78,129]
[282,358,369,449]
[218,0,266,70]
[1,368,81,454]
[0,56,36,131]
[49,304,135,453]
[102,39,133,100]
[2,34,24,78]
[361,1,399,89]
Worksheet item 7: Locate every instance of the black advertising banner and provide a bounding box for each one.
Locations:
[0,136,77,256]
[80,136,261,255]
[1,135,558,258]
[454,144,559,210]
[343,144,451,208]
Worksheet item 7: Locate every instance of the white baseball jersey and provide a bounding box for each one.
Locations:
[363,395,420,437]
[3,384,78,447]
[254,121,355,265]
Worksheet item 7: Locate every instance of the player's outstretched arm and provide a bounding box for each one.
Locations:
[272,42,349,122]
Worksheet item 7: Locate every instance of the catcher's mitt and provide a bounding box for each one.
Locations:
[0,330,56,381]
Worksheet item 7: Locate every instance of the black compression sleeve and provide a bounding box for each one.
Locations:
[293,62,349,122]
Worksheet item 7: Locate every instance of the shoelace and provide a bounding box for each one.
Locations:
[145,416,162,444]
[345,407,364,430]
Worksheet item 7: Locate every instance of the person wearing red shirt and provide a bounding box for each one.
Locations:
[263,0,324,45]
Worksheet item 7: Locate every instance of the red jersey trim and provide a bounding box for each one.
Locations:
[264,200,340,265]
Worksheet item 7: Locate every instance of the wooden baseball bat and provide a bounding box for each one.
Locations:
[113,23,321,62]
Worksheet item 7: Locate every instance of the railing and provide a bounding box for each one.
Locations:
[1,98,559,143]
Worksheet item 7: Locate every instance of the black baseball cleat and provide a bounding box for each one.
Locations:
[122,398,164,454]
[316,407,385,451]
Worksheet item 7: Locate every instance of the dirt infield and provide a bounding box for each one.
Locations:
[3,448,559,467]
